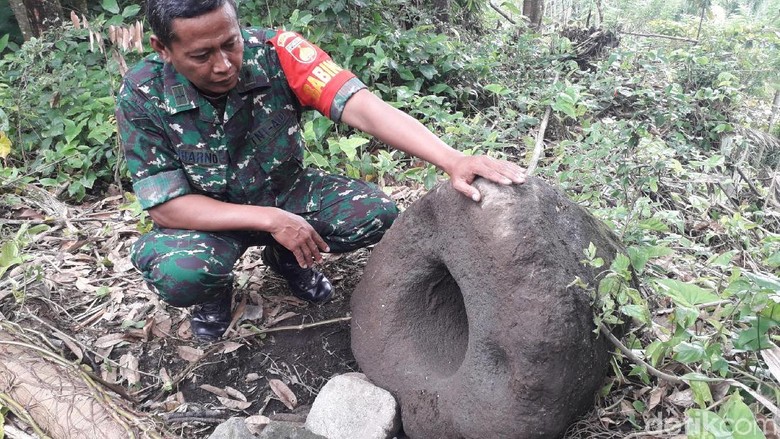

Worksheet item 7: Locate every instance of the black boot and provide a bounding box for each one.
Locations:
[190,293,232,341]
[262,245,333,304]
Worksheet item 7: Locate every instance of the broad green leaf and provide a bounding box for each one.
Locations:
[638,217,670,232]
[0,34,8,52]
[552,100,576,119]
[674,306,700,328]
[306,152,329,168]
[766,251,780,268]
[710,251,737,267]
[720,393,765,439]
[628,245,673,273]
[655,278,720,307]
[418,64,438,80]
[744,272,780,292]
[610,253,631,275]
[102,0,120,13]
[484,84,509,95]
[687,409,734,439]
[674,341,706,364]
[690,379,714,409]
[0,240,23,278]
[334,136,368,161]
[122,4,141,17]
[733,318,775,351]
[620,304,651,324]
[0,132,10,159]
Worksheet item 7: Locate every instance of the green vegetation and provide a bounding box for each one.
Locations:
[1,0,779,436]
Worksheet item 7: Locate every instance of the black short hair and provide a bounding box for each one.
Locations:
[146,0,238,46]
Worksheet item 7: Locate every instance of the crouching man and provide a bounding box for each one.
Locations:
[116,0,526,341]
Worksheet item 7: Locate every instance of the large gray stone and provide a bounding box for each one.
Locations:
[208,417,256,439]
[306,374,401,439]
[258,421,326,439]
[351,177,622,438]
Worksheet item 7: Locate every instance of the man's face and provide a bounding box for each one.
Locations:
[151,2,244,96]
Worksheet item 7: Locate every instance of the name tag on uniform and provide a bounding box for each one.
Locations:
[249,110,294,143]
[177,149,228,165]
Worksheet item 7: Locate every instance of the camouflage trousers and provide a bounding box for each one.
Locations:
[131,174,399,307]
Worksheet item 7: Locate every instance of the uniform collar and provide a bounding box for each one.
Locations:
[161,30,271,116]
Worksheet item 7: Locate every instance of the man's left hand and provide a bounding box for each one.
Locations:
[447,155,527,202]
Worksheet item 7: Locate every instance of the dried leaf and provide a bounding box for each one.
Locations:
[266,311,299,328]
[119,353,140,386]
[177,319,192,339]
[101,363,118,383]
[269,379,297,410]
[667,389,694,408]
[152,315,173,338]
[52,333,83,362]
[219,341,243,354]
[647,387,665,411]
[217,396,252,411]
[96,31,105,53]
[224,386,247,402]
[70,10,80,28]
[199,384,229,398]
[176,345,204,362]
[134,21,144,53]
[756,414,779,439]
[18,209,44,220]
[94,333,128,349]
[760,342,780,384]
[160,368,172,388]
[75,276,97,292]
[240,305,264,323]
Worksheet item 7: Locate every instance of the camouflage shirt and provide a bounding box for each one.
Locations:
[116,28,366,212]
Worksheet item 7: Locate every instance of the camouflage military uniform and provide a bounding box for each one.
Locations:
[116,28,398,307]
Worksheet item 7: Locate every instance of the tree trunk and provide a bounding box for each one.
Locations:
[770,89,780,132]
[595,0,603,26]
[432,0,451,25]
[9,0,34,41]
[523,0,544,28]
[21,0,63,38]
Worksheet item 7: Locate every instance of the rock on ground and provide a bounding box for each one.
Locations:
[352,177,622,438]
[208,417,256,439]
[306,374,401,439]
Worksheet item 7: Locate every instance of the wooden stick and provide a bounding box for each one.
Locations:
[599,324,684,385]
[489,1,517,24]
[527,72,559,175]
[620,31,698,43]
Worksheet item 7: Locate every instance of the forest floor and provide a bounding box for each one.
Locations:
[1,184,436,438]
[1,181,720,439]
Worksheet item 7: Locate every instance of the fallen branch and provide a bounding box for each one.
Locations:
[0,324,167,438]
[489,1,516,24]
[527,72,559,175]
[600,323,683,385]
[620,31,698,43]
[245,316,352,336]
[602,323,780,419]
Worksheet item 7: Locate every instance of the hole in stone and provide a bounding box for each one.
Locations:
[407,263,469,377]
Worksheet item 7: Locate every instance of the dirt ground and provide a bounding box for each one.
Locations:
[0,187,424,438]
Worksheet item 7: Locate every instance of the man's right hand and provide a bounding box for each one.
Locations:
[268,209,330,268]
[149,194,329,268]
